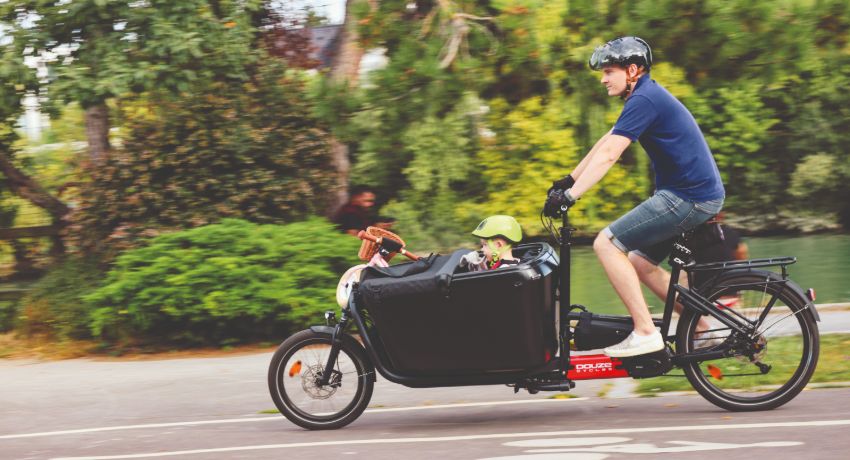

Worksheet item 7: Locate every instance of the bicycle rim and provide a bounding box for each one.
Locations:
[682,275,818,407]
[274,338,366,423]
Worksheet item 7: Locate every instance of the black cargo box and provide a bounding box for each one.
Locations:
[355,243,559,375]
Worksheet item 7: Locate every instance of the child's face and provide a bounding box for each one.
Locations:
[480,238,506,262]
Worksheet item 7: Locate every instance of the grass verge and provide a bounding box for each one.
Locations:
[637,333,850,395]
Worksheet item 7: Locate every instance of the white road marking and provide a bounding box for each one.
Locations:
[0,397,587,440]
[480,455,609,460]
[522,440,802,454]
[504,437,631,448]
[49,419,850,460]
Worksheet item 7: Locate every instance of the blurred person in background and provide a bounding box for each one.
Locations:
[333,185,394,236]
[692,212,749,288]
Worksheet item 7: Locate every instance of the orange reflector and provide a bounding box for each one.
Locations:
[288,360,302,377]
[707,364,724,380]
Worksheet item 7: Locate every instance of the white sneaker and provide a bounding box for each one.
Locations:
[603,330,664,358]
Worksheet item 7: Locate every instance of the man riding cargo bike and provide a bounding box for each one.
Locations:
[544,36,724,357]
[267,38,820,430]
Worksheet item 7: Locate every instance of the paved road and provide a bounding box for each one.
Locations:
[2,346,849,460]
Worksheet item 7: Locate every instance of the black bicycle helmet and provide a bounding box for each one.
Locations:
[589,36,653,71]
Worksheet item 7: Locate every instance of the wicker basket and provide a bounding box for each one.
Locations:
[358,226,405,262]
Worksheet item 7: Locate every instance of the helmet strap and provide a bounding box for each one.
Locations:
[621,65,639,100]
[485,239,513,268]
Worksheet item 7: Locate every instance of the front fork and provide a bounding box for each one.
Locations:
[317,310,349,386]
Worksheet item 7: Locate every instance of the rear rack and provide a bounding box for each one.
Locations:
[689,256,796,272]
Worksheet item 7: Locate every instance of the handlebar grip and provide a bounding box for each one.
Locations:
[357,230,379,243]
[399,248,420,261]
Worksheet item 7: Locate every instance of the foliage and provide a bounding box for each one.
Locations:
[326,0,850,239]
[68,60,338,255]
[468,94,642,233]
[85,219,362,347]
[0,1,267,109]
[379,97,482,250]
[15,256,105,340]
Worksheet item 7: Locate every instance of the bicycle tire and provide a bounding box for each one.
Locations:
[677,270,819,411]
[268,329,374,429]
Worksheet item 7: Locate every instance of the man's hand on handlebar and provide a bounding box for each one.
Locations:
[543,187,578,218]
[551,174,575,191]
[546,174,575,198]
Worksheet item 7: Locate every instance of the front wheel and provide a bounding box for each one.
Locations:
[268,329,374,429]
[677,271,819,411]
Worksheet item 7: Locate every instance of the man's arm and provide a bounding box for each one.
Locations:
[571,128,614,180]
[569,134,632,198]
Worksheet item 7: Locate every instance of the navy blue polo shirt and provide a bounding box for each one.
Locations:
[612,74,725,202]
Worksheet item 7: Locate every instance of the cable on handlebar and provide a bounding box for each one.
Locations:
[540,211,562,245]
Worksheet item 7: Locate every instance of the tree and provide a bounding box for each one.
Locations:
[0,1,268,165]
[68,60,339,254]
[0,35,68,252]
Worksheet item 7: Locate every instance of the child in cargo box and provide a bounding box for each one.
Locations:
[460,215,522,271]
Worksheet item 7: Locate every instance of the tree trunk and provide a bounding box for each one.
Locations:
[326,0,377,217]
[0,150,69,257]
[84,103,111,165]
[329,1,372,85]
[0,150,69,219]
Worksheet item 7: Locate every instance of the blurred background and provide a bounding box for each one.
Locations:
[1,0,849,353]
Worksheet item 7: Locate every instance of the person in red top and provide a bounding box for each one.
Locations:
[333,186,394,236]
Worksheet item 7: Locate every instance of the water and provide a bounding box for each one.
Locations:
[566,233,850,315]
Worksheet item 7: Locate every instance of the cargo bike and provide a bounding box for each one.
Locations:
[268,206,820,430]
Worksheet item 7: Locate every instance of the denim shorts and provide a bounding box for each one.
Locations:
[602,189,724,265]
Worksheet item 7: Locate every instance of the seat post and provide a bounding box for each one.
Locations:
[661,235,692,339]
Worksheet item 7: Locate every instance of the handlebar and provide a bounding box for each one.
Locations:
[357,230,420,261]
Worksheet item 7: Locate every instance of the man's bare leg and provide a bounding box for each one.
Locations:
[593,233,656,335]
[629,252,712,331]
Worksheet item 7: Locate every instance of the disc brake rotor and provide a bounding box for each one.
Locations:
[300,364,341,399]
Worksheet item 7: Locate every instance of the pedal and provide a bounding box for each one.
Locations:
[535,381,575,392]
[512,376,574,394]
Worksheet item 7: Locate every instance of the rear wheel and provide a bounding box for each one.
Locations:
[268,329,374,429]
[677,271,819,411]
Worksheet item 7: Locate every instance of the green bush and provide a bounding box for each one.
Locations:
[85,219,361,346]
[16,257,105,340]
[0,300,16,333]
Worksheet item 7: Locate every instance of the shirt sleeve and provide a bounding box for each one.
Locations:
[612,95,658,141]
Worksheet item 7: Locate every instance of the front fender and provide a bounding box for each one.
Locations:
[309,325,336,335]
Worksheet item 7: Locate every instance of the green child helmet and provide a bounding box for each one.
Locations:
[472,215,522,243]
